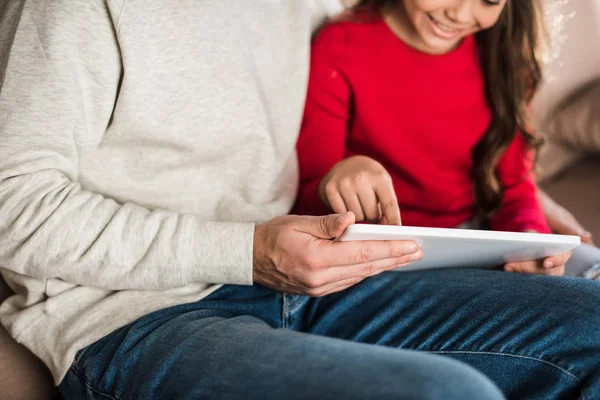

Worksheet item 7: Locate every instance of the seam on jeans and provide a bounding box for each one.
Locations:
[282,294,307,328]
[425,350,587,400]
[69,365,122,400]
[286,297,308,315]
[283,294,302,313]
[282,294,288,328]
[279,293,287,328]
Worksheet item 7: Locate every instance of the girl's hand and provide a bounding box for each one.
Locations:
[503,229,571,276]
[318,156,402,225]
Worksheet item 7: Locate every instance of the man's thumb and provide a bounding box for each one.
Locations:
[310,212,355,239]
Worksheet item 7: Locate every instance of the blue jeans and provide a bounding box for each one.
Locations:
[566,243,600,280]
[59,269,600,400]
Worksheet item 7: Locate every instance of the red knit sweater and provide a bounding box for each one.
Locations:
[294,16,550,233]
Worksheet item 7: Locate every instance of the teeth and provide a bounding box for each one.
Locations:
[437,22,455,32]
[429,14,457,32]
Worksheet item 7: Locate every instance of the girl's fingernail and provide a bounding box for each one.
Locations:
[544,260,554,269]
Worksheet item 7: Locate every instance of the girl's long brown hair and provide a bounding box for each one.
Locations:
[351,0,546,218]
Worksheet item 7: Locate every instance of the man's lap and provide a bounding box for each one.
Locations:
[307,269,600,398]
[60,269,600,399]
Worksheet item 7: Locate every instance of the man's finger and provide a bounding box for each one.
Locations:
[303,212,356,240]
[306,257,398,293]
[306,277,363,297]
[303,252,423,297]
[319,239,419,268]
[322,250,423,282]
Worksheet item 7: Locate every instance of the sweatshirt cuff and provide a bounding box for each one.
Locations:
[183,219,255,286]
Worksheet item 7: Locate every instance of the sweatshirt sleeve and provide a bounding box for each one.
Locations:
[0,0,253,291]
[294,24,352,216]
[489,134,551,233]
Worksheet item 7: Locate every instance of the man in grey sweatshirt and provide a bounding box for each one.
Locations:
[0,1,599,399]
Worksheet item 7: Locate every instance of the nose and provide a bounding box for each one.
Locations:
[445,0,474,25]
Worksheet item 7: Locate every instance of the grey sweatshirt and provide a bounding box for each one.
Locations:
[0,0,343,383]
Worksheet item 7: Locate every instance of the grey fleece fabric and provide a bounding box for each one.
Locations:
[0,0,343,383]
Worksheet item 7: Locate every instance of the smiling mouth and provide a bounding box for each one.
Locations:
[427,13,461,34]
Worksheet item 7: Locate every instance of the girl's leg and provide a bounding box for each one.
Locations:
[565,243,600,280]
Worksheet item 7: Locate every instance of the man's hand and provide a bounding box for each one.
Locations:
[538,188,594,245]
[253,212,422,296]
[318,156,402,225]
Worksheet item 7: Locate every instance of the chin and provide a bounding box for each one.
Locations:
[421,36,460,54]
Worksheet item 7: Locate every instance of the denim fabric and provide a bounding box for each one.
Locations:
[60,269,600,399]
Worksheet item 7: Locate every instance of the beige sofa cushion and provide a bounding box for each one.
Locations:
[537,140,583,183]
[533,0,600,123]
[536,80,600,182]
[545,82,600,152]
[531,1,600,181]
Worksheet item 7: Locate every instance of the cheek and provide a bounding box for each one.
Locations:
[404,0,446,19]
[402,0,429,31]
[410,0,451,14]
[475,9,506,29]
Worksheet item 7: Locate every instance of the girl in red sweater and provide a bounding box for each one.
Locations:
[295,0,572,275]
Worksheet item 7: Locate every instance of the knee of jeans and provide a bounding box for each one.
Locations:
[377,353,504,400]
[416,357,504,400]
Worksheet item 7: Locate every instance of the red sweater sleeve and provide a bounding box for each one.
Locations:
[293,25,352,216]
[490,134,550,233]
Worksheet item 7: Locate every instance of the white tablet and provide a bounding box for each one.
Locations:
[337,224,581,271]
